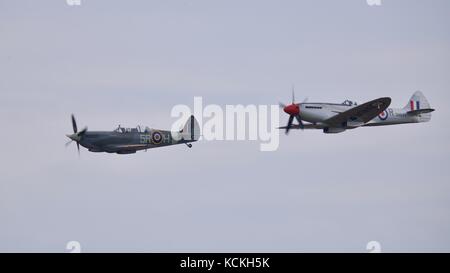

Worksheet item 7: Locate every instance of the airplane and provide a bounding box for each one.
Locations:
[279,90,435,134]
[66,115,200,154]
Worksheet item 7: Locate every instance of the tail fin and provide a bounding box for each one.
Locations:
[404,91,431,111]
[404,91,434,122]
[181,115,200,141]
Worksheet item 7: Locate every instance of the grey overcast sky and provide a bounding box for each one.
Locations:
[1,0,449,252]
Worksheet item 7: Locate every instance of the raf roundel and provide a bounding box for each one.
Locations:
[151,131,163,144]
[378,110,388,121]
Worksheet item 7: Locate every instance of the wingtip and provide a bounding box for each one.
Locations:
[380,97,392,103]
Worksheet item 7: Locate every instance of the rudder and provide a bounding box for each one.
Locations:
[404,91,434,122]
[181,115,200,141]
[404,91,431,111]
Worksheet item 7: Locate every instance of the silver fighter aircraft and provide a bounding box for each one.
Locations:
[279,90,435,134]
[66,115,200,154]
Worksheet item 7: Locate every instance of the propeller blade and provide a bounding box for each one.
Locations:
[291,85,295,104]
[279,102,286,109]
[285,115,294,134]
[71,114,78,133]
[295,114,304,130]
[78,126,88,136]
[67,114,86,156]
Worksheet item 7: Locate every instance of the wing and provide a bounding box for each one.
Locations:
[324,97,391,126]
[104,144,148,153]
[278,123,325,130]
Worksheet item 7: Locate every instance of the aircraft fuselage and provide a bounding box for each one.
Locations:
[298,103,422,128]
[79,130,193,154]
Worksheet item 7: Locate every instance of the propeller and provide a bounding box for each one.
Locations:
[66,114,87,155]
[279,85,305,134]
[71,114,78,134]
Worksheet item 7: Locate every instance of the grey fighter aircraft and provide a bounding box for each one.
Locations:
[66,115,200,154]
[279,90,435,134]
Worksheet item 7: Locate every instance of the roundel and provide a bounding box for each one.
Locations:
[378,110,388,121]
[151,131,163,144]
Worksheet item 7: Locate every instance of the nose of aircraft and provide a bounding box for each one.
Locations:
[66,133,80,142]
[283,104,300,116]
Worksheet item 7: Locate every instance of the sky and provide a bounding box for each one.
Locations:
[0,0,449,252]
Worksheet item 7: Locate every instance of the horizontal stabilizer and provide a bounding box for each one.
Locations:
[407,108,435,115]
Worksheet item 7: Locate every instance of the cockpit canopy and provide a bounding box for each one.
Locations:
[342,100,358,106]
[113,125,148,133]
